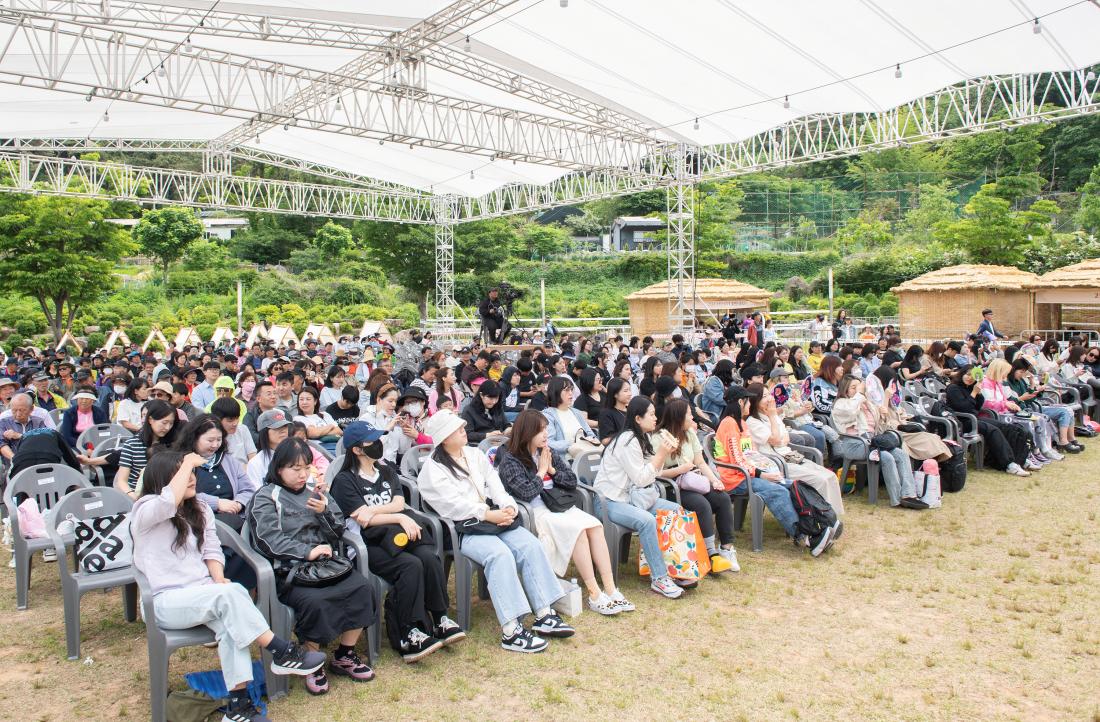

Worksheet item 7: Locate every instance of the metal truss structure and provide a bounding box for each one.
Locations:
[0,0,1096,336]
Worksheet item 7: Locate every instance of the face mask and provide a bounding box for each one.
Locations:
[242,380,256,395]
[113,385,127,395]
[363,440,385,460]
[404,402,423,417]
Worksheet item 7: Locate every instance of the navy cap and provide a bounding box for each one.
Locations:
[342,421,386,449]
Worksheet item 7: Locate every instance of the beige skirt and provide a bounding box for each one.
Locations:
[900,430,951,461]
[531,504,602,577]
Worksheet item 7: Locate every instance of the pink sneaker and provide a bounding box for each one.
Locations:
[329,651,375,682]
[304,669,329,695]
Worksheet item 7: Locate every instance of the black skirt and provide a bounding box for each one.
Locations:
[277,573,378,645]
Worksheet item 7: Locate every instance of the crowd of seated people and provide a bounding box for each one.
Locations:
[1,314,1094,722]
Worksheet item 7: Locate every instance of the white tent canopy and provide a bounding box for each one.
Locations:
[0,0,1096,198]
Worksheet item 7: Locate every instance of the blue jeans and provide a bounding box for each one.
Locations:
[600,497,680,581]
[504,411,520,423]
[728,477,799,537]
[460,527,563,626]
[1041,405,1072,430]
[791,424,827,456]
[833,437,915,506]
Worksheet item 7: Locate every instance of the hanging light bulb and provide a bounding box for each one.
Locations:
[1087,70,1097,82]
[85,89,94,102]
[894,63,902,79]
[184,36,193,53]
[334,95,342,109]
[783,95,790,109]
[469,170,475,180]
[560,0,568,7]
[379,139,384,146]
[102,110,109,122]
[282,123,288,131]
[693,117,699,130]
[1032,17,1041,34]
[157,63,166,78]
[464,35,471,51]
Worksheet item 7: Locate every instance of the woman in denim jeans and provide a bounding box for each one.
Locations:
[593,396,687,599]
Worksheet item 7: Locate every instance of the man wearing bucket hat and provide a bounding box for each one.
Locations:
[416,410,575,654]
[329,421,465,663]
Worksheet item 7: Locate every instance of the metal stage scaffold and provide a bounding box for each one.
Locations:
[0,0,1096,338]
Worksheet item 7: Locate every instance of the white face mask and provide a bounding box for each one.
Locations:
[404,402,423,417]
[113,385,127,395]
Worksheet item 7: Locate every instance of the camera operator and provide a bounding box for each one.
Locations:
[479,286,505,344]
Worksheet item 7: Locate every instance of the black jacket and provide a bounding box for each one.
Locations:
[945,382,984,434]
[460,398,508,443]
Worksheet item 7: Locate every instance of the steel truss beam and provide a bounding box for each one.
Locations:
[0,137,427,193]
[10,0,654,140]
[0,9,655,168]
[0,151,435,222]
[666,146,696,335]
[431,196,460,340]
[212,0,526,149]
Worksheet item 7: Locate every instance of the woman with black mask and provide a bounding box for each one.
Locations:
[329,422,465,663]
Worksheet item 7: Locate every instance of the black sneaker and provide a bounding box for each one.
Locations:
[531,612,575,638]
[434,615,467,646]
[830,519,844,542]
[399,627,444,663]
[501,626,548,653]
[672,578,698,590]
[270,642,327,676]
[899,497,930,510]
[809,526,833,557]
[221,701,270,722]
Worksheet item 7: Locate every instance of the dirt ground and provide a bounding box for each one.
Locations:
[1,450,1098,722]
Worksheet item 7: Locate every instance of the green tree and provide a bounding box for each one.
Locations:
[132,206,204,282]
[0,195,133,341]
[897,183,958,245]
[230,225,307,265]
[519,223,569,259]
[181,238,234,271]
[313,221,354,256]
[1076,162,1100,235]
[693,180,743,252]
[835,211,893,252]
[934,183,1053,266]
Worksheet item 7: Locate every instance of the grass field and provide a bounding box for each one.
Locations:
[1,450,1098,722]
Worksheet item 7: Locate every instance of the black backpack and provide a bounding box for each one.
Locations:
[939,444,967,493]
[788,480,837,538]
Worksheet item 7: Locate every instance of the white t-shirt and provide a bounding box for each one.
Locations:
[225,425,257,465]
[555,408,583,442]
[116,398,145,428]
[295,412,336,428]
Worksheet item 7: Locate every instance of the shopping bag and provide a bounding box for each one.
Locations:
[919,459,941,509]
[17,498,47,539]
[637,509,710,580]
[74,513,133,572]
[837,467,858,495]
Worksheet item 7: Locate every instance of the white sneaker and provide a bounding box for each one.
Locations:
[7,554,15,569]
[42,548,57,563]
[1006,463,1031,477]
[650,576,683,599]
[587,593,620,616]
[609,590,636,612]
[718,547,741,572]
[1044,449,1064,461]
[2,518,11,548]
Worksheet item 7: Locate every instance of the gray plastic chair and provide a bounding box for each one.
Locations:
[306,439,335,462]
[816,413,882,505]
[3,464,91,610]
[699,431,765,552]
[45,487,138,659]
[570,448,636,583]
[134,520,281,722]
[49,408,64,426]
[74,423,131,454]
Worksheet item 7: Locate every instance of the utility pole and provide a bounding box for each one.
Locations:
[236,280,243,336]
[828,267,834,321]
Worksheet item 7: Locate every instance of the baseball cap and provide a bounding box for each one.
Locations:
[769,367,790,379]
[342,421,386,449]
[32,371,49,381]
[257,409,292,431]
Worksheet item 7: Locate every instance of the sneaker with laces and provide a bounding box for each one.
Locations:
[532,612,575,638]
[329,650,376,680]
[1044,449,1064,461]
[1006,462,1031,477]
[221,701,270,722]
[718,546,741,572]
[41,547,57,563]
[609,590,636,612]
[587,593,620,616]
[709,552,733,573]
[650,576,683,599]
[399,627,444,663]
[303,669,329,695]
[434,615,467,646]
[501,627,548,653]
[809,526,833,557]
[270,642,326,676]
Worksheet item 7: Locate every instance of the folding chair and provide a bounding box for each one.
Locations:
[699,431,764,552]
[45,487,138,659]
[134,520,282,722]
[75,423,131,454]
[3,464,91,609]
[816,413,882,505]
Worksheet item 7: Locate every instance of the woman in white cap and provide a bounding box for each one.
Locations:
[59,389,109,449]
[417,410,575,653]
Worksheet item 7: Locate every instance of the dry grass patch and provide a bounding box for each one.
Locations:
[1,449,1098,721]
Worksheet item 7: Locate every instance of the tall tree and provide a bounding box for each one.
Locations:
[313,221,354,256]
[1076,162,1100,235]
[0,195,133,340]
[132,206,204,282]
[935,183,1055,266]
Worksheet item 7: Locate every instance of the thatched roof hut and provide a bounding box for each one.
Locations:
[892,264,1038,341]
[626,278,771,336]
[1030,259,1100,334]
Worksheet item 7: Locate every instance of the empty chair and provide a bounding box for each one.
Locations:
[45,486,138,659]
[3,464,91,609]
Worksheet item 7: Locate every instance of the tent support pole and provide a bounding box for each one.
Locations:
[667,143,697,336]
[431,195,459,341]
